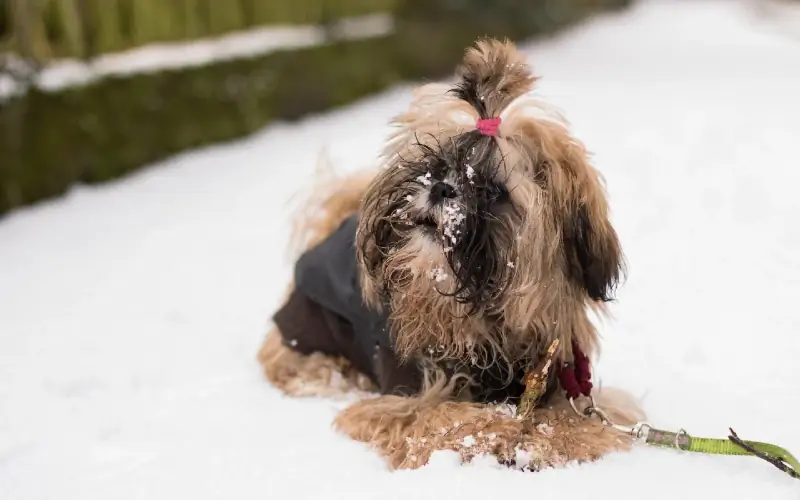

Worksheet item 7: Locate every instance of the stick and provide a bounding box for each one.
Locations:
[728,428,799,479]
[517,339,560,421]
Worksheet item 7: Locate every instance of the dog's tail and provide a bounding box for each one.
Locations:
[286,155,375,261]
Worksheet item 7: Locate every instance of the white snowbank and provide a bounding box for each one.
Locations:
[0,13,393,98]
[1,1,799,499]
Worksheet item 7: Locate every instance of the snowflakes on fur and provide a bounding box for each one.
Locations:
[536,423,555,437]
[416,172,433,186]
[392,207,409,221]
[397,407,572,472]
[425,344,444,356]
[465,165,476,185]
[465,148,476,185]
[428,266,448,283]
[441,201,466,247]
[494,403,517,418]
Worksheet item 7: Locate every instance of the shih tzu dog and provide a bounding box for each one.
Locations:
[259,38,643,471]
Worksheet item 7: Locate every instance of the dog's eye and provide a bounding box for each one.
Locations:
[431,160,449,179]
[486,184,508,203]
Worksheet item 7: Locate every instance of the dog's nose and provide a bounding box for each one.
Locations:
[429,181,457,204]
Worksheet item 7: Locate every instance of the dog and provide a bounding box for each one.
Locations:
[258,38,644,471]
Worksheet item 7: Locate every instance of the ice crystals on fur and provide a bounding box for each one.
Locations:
[428,266,448,283]
[441,200,466,247]
[416,171,433,186]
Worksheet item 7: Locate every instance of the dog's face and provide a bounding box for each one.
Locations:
[356,40,624,364]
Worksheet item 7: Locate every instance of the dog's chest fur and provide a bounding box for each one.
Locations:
[273,214,557,405]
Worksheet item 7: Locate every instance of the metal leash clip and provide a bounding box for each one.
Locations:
[568,396,654,443]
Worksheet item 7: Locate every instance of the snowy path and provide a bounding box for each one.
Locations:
[2,1,800,498]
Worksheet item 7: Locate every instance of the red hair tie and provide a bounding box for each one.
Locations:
[476,117,501,136]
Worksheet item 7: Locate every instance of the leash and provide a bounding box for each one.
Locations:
[570,395,800,481]
[518,339,799,480]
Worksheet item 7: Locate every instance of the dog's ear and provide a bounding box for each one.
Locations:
[530,125,624,302]
[516,119,625,302]
[562,200,623,302]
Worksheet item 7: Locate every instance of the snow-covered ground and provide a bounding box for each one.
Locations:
[1,0,799,498]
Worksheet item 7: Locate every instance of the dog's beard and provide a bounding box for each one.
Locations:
[361,162,526,367]
[373,168,516,309]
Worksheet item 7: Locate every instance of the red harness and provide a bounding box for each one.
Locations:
[556,340,593,399]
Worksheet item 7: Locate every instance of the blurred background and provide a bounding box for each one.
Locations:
[0,0,639,216]
[3,0,799,217]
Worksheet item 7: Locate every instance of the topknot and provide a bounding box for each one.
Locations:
[450,38,538,119]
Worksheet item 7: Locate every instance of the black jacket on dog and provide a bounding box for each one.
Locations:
[272,214,559,404]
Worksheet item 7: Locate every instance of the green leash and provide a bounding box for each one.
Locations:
[571,398,800,480]
[629,423,798,479]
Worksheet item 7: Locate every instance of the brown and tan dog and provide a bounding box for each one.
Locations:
[258,38,644,471]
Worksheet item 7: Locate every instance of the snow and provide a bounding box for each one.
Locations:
[1,0,800,498]
[758,0,800,40]
[0,13,392,99]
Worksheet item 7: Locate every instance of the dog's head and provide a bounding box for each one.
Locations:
[356,39,624,363]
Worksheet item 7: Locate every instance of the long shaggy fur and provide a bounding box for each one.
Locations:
[259,38,641,472]
[334,385,644,470]
[356,38,624,369]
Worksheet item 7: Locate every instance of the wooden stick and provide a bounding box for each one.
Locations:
[729,428,799,479]
[517,338,560,421]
